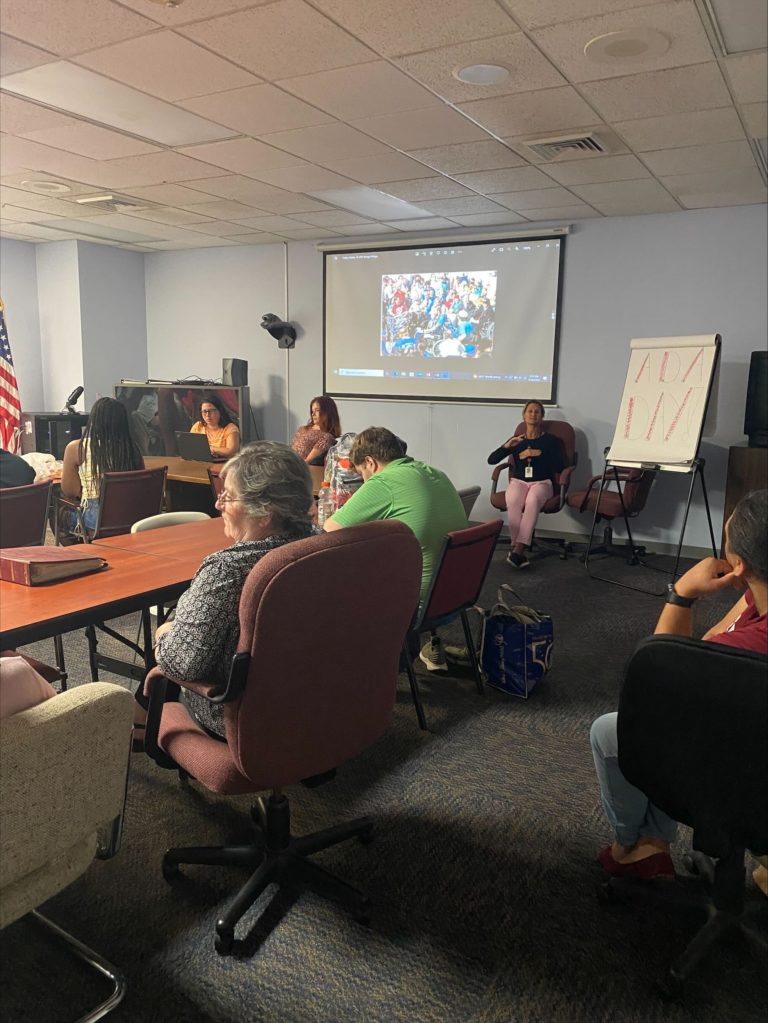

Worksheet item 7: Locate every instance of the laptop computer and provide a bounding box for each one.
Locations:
[175,431,227,462]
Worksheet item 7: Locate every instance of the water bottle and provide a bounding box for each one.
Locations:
[316,482,334,526]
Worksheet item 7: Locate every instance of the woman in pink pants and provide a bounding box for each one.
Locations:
[487,401,564,568]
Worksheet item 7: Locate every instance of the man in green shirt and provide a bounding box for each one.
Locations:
[324,427,467,670]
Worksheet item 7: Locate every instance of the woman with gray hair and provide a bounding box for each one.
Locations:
[135,442,314,742]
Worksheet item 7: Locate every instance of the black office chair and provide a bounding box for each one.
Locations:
[601,635,768,1000]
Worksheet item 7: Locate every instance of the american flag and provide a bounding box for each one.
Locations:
[0,299,22,453]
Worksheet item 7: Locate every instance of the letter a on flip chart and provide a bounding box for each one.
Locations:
[608,335,720,466]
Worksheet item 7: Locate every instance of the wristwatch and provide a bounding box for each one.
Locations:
[665,582,696,608]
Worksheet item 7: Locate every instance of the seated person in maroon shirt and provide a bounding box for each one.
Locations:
[590,489,767,880]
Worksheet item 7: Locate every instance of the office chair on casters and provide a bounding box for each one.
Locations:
[490,420,577,559]
[142,521,421,955]
[402,519,502,730]
[457,485,481,519]
[567,462,655,565]
[600,635,768,1001]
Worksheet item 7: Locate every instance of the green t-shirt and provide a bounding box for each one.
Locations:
[332,457,468,606]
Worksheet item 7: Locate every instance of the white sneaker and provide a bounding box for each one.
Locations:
[419,636,448,672]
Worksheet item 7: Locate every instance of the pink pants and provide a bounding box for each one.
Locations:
[504,478,553,547]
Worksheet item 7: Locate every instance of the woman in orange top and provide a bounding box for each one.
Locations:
[190,392,240,458]
[290,395,341,465]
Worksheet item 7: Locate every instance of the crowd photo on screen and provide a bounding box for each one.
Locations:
[380,270,497,360]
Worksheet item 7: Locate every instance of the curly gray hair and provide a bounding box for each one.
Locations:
[220,441,313,536]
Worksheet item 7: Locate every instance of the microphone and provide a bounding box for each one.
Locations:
[65,385,84,409]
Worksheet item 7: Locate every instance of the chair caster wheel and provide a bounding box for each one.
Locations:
[358,823,375,845]
[214,926,234,955]
[161,857,180,883]
[656,971,683,1001]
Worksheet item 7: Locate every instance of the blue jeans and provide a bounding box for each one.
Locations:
[66,498,99,536]
[590,712,678,848]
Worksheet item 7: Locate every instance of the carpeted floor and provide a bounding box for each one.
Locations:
[2,544,766,1023]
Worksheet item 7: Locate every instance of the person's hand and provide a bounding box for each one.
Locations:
[154,620,174,642]
[674,557,741,600]
[504,435,524,449]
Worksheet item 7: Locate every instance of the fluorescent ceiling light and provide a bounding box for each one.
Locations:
[0,63,238,147]
[307,186,433,221]
[702,0,767,53]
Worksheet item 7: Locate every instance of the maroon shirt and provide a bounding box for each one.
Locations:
[708,589,767,655]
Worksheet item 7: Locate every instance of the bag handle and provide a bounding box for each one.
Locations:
[497,582,525,606]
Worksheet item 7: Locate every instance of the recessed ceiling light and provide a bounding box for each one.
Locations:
[584,28,670,63]
[453,64,510,85]
[146,0,183,7]
[20,179,71,194]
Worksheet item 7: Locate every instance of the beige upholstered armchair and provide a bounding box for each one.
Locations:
[0,683,133,1022]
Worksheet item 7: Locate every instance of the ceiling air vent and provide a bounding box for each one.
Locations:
[74,193,152,213]
[522,133,608,162]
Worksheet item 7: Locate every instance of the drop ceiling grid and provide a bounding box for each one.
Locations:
[0,0,764,247]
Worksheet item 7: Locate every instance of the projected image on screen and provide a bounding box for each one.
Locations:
[381,271,497,359]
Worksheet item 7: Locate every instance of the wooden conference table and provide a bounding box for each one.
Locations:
[0,518,228,655]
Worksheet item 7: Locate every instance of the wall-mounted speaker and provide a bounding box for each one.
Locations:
[744,351,768,448]
[222,358,248,387]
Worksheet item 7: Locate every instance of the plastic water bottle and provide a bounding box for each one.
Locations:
[316,482,334,526]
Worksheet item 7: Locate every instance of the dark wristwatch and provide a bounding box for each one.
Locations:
[665,582,696,608]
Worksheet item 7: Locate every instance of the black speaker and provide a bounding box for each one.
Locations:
[744,351,768,448]
[222,358,248,386]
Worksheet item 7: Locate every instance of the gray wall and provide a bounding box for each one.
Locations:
[35,241,83,413]
[0,238,44,412]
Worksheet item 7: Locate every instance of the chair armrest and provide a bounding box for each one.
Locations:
[0,684,133,905]
[490,459,513,496]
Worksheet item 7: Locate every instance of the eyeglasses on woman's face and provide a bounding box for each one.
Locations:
[201,405,218,417]
[216,490,242,505]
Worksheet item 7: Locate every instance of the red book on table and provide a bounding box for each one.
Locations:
[0,546,108,586]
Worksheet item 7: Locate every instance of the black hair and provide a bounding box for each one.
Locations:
[79,396,143,494]
[728,490,767,582]
[197,391,235,429]
[350,427,407,467]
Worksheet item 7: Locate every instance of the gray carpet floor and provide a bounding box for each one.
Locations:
[2,543,766,1023]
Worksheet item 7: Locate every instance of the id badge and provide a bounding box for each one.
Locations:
[524,465,533,480]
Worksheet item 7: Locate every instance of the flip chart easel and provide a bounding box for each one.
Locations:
[584,334,721,593]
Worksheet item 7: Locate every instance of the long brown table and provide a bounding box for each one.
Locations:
[144,455,325,498]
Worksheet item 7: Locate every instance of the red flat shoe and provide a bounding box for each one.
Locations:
[598,846,675,879]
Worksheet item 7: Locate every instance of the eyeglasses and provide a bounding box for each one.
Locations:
[216,491,242,505]
[201,408,217,416]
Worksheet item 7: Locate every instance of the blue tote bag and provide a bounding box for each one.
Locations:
[479,584,553,699]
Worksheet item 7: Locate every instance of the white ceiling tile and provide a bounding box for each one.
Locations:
[125,207,215,227]
[397,33,565,103]
[227,233,287,245]
[741,103,768,139]
[569,177,680,213]
[98,151,231,188]
[660,168,767,208]
[723,52,768,106]
[0,94,78,134]
[379,178,473,201]
[0,221,73,239]
[521,205,601,220]
[323,152,436,184]
[531,2,714,83]
[229,214,309,232]
[249,165,359,192]
[418,196,508,215]
[277,61,441,120]
[177,175,298,202]
[382,217,459,231]
[491,186,584,209]
[0,203,58,222]
[144,236,240,249]
[0,171,99,197]
[455,166,557,192]
[311,0,517,56]
[448,211,528,226]
[260,123,392,162]
[179,0,375,80]
[178,138,309,176]
[459,87,599,137]
[180,84,334,136]
[75,31,259,101]
[351,105,488,150]
[0,0,157,57]
[0,187,92,216]
[409,141,525,174]
[177,199,265,218]
[116,1,273,27]
[640,140,757,176]
[306,186,432,219]
[541,153,650,184]
[276,226,341,238]
[181,220,255,236]
[614,107,746,150]
[122,182,223,205]
[21,122,160,160]
[0,136,113,182]
[580,63,731,120]
[501,0,664,30]
[335,223,399,235]
[291,210,373,227]
[0,33,57,75]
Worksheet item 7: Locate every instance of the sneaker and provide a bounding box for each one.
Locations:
[506,551,530,569]
[444,644,472,666]
[419,636,448,672]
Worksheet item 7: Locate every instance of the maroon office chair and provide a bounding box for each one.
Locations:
[0,480,51,547]
[567,464,656,562]
[490,420,577,557]
[403,519,502,730]
[143,521,422,954]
